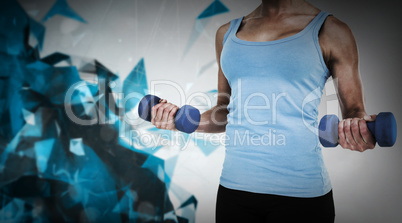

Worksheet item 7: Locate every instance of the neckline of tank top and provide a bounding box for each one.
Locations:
[232,11,326,46]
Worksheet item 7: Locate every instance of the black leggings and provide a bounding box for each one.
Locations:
[216,185,335,223]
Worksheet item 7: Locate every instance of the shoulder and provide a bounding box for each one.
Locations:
[319,15,358,64]
[216,21,231,41]
[215,21,232,50]
[320,15,356,49]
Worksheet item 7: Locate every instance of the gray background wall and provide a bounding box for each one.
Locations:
[19,0,402,222]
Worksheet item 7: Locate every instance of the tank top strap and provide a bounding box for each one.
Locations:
[311,11,332,36]
[310,11,332,72]
[222,17,243,45]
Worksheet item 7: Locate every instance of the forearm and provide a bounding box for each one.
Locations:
[341,108,368,119]
[337,78,368,120]
[195,104,229,133]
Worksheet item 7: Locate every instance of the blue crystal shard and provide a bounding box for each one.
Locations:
[123,58,148,112]
[42,0,86,23]
[182,0,229,58]
[192,136,220,156]
[197,0,229,19]
[28,17,45,50]
[41,52,71,65]
[0,1,197,222]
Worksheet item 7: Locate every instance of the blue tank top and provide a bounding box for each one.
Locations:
[220,11,332,197]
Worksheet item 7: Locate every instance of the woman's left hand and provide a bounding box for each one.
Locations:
[338,115,377,152]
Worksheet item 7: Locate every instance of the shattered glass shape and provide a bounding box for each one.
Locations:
[123,58,148,112]
[182,0,229,58]
[192,135,221,156]
[0,0,29,55]
[41,52,71,65]
[197,0,229,19]
[42,0,86,23]
[0,1,197,222]
[28,17,46,50]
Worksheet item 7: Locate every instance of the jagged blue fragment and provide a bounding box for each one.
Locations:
[123,58,148,112]
[28,17,45,50]
[141,155,165,182]
[192,136,220,156]
[42,0,87,23]
[164,155,179,189]
[179,195,198,209]
[42,52,71,65]
[0,197,26,222]
[94,60,120,117]
[0,0,29,55]
[197,59,217,77]
[197,0,229,19]
[69,138,85,156]
[34,138,55,173]
[182,0,229,59]
[26,61,82,105]
[0,0,196,222]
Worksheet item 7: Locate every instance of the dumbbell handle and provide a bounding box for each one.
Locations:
[319,112,397,147]
[138,94,200,134]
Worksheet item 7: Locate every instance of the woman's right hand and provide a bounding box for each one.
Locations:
[151,99,179,131]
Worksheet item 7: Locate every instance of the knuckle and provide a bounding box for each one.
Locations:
[339,141,347,148]
[338,127,343,134]
[338,121,343,129]
[351,121,358,128]
[169,110,177,117]
[153,107,160,114]
[170,107,178,115]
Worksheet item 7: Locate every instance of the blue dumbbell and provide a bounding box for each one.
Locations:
[319,112,397,147]
[138,94,200,134]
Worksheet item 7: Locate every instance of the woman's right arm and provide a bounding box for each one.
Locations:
[195,22,231,133]
[151,23,231,133]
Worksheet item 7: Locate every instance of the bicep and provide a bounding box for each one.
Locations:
[215,23,231,106]
[322,17,366,118]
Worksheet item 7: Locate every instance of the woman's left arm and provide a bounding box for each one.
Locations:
[319,16,376,152]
